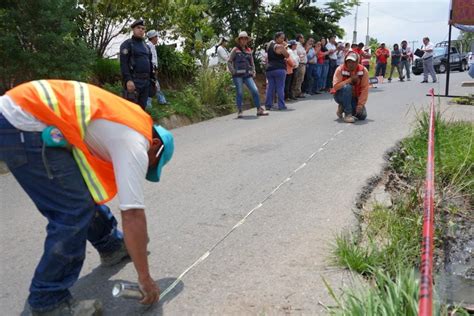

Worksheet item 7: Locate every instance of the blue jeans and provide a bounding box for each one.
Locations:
[327,59,338,88]
[232,76,261,111]
[146,79,167,109]
[314,64,323,92]
[375,63,387,77]
[307,64,319,93]
[0,114,123,312]
[265,69,287,110]
[319,61,330,91]
[334,84,367,120]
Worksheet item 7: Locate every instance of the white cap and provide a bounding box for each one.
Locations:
[147,30,158,39]
[237,31,249,40]
[345,52,359,62]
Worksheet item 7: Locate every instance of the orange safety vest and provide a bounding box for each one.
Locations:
[341,64,366,98]
[6,80,153,204]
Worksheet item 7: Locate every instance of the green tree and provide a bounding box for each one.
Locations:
[77,0,174,57]
[457,30,474,53]
[0,0,94,92]
[369,37,380,53]
[255,0,358,48]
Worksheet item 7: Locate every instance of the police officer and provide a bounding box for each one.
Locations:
[120,20,154,109]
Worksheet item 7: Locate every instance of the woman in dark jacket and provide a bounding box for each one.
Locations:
[228,31,269,118]
[265,32,290,110]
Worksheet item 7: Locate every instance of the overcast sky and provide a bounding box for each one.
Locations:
[268,0,461,49]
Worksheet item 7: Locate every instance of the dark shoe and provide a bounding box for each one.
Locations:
[388,78,392,82]
[237,110,243,118]
[407,78,411,81]
[265,106,272,111]
[31,299,103,316]
[278,107,289,111]
[432,80,437,83]
[100,241,129,267]
[257,107,269,116]
[399,79,405,82]
[290,97,298,100]
[421,80,428,83]
[297,95,306,99]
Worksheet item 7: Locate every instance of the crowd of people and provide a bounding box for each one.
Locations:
[118,20,439,124]
[212,32,440,123]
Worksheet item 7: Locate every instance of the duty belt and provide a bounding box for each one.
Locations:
[133,73,150,79]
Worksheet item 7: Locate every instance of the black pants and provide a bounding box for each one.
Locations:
[285,73,294,99]
[123,78,150,110]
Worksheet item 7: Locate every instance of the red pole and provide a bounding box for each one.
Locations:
[418,88,436,316]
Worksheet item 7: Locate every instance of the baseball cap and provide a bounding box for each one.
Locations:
[146,125,174,182]
[345,52,359,62]
[147,30,158,39]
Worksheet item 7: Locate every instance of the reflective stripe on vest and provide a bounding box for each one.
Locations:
[71,82,109,202]
[72,81,92,138]
[73,148,108,203]
[31,80,61,116]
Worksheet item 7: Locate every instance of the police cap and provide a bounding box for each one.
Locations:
[131,20,145,29]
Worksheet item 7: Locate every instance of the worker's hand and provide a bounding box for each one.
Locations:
[350,74,359,84]
[126,80,136,93]
[138,275,160,305]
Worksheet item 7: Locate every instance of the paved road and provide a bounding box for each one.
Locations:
[1,72,472,315]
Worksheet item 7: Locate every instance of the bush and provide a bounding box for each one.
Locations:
[102,81,123,96]
[194,68,234,115]
[156,45,198,88]
[92,58,121,85]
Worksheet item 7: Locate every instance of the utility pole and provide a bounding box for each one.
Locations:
[352,5,358,44]
[410,40,419,50]
[365,2,370,46]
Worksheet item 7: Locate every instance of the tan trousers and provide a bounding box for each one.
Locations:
[292,64,306,97]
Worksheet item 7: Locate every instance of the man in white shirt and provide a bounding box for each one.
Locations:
[146,30,167,107]
[421,37,437,83]
[326,36,338,88]
[0,83,174,315]
[292,34,308,98]
[400,40,413,81]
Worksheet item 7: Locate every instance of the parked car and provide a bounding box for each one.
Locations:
[412,46,468,75]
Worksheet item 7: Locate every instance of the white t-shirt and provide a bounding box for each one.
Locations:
[289,49,299,68]
[147,41,158,68]
[422,42,434,59]
[296,42,308,64]
[0,95,149,211]
[326,43,338,60]
[216,45,230,64]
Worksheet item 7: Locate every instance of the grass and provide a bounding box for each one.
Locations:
[391,112,474,196]
[331,110,473,314]
[146,68,236,122]
[452,96,474,106]
[324,268,469,316]
[334,194,424,278]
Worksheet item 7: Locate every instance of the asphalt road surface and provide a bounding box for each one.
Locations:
[1,72,472,315]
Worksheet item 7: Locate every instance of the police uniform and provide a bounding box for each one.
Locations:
[120,20,154,109]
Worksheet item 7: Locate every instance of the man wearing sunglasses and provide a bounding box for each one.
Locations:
[120,20,155,109]
[0,80,174,315]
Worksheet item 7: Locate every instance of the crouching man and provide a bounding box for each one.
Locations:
[332,51,369,123]
[0,80,174,315]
